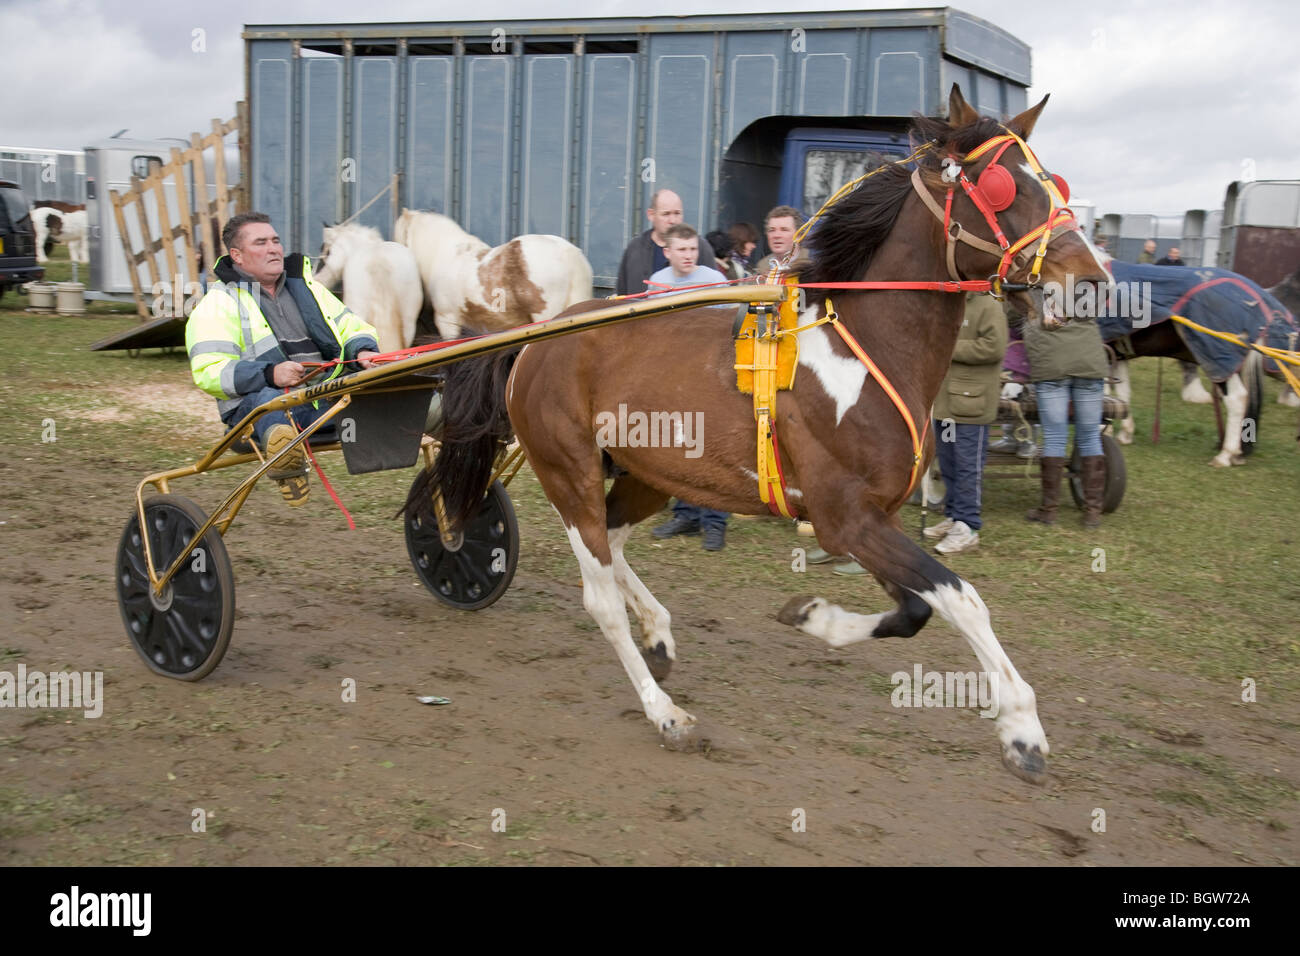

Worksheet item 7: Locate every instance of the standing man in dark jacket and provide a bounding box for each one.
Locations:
[616,189,716,295]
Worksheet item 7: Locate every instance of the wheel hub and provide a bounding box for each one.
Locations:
[149,581,174,612]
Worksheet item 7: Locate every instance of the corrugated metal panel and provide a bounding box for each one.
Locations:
[353,56,398,234]
[407,57,453,216]
[252,44,292,238]
[301,55,342,246]
[647,35,714,234]
[581,54,636,285]
[464,55,512,246]
[522,56,573,236]
[868,28,931,115]
[722,33,782,145]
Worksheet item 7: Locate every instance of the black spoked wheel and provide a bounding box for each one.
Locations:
[1068,433,1127,513]
[405,477,519,611]
[117,494,235,681]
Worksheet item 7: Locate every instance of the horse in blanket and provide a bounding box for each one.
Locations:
[1102,261,1298,466]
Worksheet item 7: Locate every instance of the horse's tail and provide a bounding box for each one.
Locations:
[401,345,521,527]
[1242,349,1264,457]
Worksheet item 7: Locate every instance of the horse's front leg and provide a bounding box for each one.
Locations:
[1210,373,1248,467]
[779,502,1049,784]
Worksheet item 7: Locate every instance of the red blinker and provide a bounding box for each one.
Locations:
[1052,174,1070,204]
[976,164,1016,212]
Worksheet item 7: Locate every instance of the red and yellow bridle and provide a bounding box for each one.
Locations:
[910,126,1080,295]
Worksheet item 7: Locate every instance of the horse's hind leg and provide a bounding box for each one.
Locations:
[605,475,676,680]
[1112,359,1135,445]
[780,502,1049,783]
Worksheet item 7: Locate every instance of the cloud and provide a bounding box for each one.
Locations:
[1,0,241,149]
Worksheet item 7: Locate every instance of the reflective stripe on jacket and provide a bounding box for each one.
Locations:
[185,253,378,416]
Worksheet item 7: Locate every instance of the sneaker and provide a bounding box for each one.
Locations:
[832,561,867,575]
[923,516,956,540]
[652,515,700,539]
[702,526,726,551]
[934,521,979,554]
[264,423,310,507]
[1016,441,1039,459]
[987,436,1020,454]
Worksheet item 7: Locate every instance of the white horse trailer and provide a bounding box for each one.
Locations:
[85,135,240,300]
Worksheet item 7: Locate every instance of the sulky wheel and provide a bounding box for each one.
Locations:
[116,494,235,681]
[405,477,519,611]
[1068,433,1127,514]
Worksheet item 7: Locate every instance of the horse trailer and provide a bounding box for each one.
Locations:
[1217,179,1300,286]
[244,10,1032,292]
[85,134,240,300]
[0,146,86,206]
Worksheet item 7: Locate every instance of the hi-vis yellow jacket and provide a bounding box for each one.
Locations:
[186,254,379,418]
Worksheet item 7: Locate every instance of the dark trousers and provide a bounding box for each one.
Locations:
[934,420,989,531]
[671,499,729,532]
[221,385,333,446]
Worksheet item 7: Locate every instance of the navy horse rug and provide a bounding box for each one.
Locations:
[1094,262,1299,381]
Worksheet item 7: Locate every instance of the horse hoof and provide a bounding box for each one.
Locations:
[777,594,820,627]
[1001,740,1049,785]
[1116,432,1133,446]
[658,712,699,751]
[642,643,673,682]
[1209,454,1232,468]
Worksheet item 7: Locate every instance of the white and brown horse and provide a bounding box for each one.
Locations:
[415,87,1108,783]
[32,206,89,264]
[314,222,423,353]
[392,209,593,341]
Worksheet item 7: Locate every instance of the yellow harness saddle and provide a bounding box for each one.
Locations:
[733,278,802,518]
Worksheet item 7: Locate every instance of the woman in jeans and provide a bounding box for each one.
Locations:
[1020,311,1109,529]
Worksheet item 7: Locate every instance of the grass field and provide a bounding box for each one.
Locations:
[2,248,1297,863]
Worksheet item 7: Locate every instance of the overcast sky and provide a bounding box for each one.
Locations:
[3,0,1296,218]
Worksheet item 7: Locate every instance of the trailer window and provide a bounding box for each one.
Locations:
[131,155,164,179]
[802,149,879,218]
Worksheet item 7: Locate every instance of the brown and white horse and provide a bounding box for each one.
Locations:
[392,209,593,341]
[419,87,1108,783]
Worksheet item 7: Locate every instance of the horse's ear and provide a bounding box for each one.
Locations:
[947,84,980,128]
[1007,94,1050,140]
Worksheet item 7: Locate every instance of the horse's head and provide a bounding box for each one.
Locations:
[927,85,1110,327]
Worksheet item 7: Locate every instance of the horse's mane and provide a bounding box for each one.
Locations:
[804,113,1005,284]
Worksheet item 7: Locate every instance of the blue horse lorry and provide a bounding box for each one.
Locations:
[245,9,1031,293]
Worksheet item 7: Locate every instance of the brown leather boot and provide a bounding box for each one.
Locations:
[1025,456,1064,524]
[1080,455,1106,529]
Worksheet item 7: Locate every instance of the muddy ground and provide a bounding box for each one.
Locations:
[2,315,1297,865]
